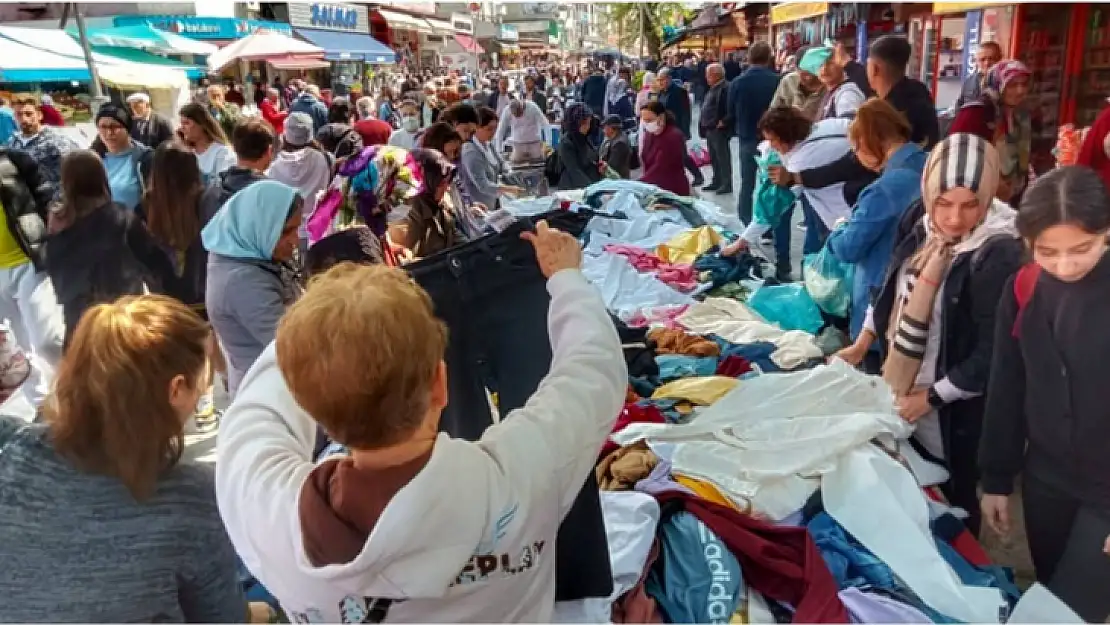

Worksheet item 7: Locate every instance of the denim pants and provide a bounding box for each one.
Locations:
[736,140,760,225]
[704,129,732,189]
[405,211,612,601]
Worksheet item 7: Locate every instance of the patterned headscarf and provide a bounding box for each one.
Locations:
[410,148,456,200]
[562,102,592,135]
[979,59,1032,185]
[983,60,1031,96]
[921,132,1000,233]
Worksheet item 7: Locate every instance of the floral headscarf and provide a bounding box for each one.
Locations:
[983,60,1031,96]
[307,145,424,242]
[978,59,1032,183]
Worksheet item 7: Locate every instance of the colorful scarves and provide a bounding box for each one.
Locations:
[882,133,1001,395]
[981,60,1032,185]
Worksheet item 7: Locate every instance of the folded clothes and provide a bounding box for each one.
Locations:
[604,244,699,293]
[625,305,690,329]
[652,376,739,405]
[655,354,719,381]
[648,327,721,357]
[597,442,659,491]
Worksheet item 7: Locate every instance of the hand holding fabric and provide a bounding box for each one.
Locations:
[521,220,582,278]
[896,389,931,423]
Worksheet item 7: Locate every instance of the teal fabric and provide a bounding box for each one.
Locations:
[799,47,834,76]
[655,354,718,381]
[646,511,744,624]
[753,150,796,228]
[201,180,297,261]
[103,149,141,211]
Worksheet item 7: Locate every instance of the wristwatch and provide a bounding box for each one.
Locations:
[927,386,945,409]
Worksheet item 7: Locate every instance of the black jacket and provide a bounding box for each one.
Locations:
[522,89,548,114]
[981,252,1110,507]
[45,202,175,346]
[315,123,364,160]
[599,133,633,179]
[0,149,53,269]
[658,83,693,139]
[699,80,729,135]
[844,60,873,98]
[885,77,940,150]
[873,201,1022,515]
[198,167,267,223]
[130,113,175,149]
[557,132,602,190]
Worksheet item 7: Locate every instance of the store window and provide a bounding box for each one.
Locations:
[980,6,1013,58]
[1015,3,1068,161]
[1078,4,1110,128]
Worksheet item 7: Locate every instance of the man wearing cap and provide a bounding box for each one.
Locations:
[126,92,174,149]
[802,46,866,120]
[90,103,153,213]
[770,46,826,121]
[599,115,633,179]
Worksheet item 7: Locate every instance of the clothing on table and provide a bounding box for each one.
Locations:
[657,226,722,265]
[654,491,850,623]
[807,512,901,591]
[713,338,778,373]
[404,212,615,602]
[636,456,697,498]
[597,442,658,491]
[625,304,691,330]
[694,249,762,290]
[603,245,697,292]
[651,376,737,405]
[613,539,664,624]
[655,354,718,381]
[601,402,667,458]
[678,298,823,370]
[716,355,754,378]
[647,327,720,357]
[674,475,744,513]
[838,587,932,624]
[646,511,745,623]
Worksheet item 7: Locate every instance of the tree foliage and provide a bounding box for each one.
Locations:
[607,3,694,58]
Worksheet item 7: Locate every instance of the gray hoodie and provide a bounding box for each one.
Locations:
[266,148,333,241]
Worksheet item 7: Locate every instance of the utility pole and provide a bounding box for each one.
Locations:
[62,2,106,114]
[639,4,645,59]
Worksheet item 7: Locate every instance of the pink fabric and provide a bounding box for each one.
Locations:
[625,304,691,329]
[604,244,698,292]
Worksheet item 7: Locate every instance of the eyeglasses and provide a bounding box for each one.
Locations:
[97,124,126,133]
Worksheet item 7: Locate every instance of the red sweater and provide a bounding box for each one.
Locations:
[1077,105,1110,190]
[260,100,287,134]
[639,124,691,197]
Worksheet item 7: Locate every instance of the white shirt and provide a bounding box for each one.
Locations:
[388,129,419,150]
[494,100,550,154]
[215,270,626,624]
[195,142,236,183]
[494,92,512,116]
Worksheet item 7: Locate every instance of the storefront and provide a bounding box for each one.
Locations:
[112,15,292,45]
[770,1,829,55]
[914,3,1017,110]
[288,3,394,96]
[371,2,438,68]
[493,23,520,69]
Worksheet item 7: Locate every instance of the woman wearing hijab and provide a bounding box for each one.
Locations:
[556,103,603,190]
[202,180,303,397]
[1076,104,1110,190]
[950,60,1032,205]
[835,133,1023,535]
[636,72,657,114]
[606,74,635,125]
[388,149,460,259]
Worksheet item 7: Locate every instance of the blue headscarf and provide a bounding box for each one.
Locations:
[202,180,298,261]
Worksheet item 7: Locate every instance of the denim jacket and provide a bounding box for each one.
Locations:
[825,143,927,338]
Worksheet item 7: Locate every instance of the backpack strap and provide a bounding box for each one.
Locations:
[1011,263,1041,338]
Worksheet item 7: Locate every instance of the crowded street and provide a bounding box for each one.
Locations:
[0,1,1108,623]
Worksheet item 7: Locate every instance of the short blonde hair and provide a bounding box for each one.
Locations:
[276,263,448,449]
[848,98,912,162]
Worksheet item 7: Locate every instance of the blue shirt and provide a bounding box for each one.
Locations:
[729,66,781,142]
[0,107,15,146]
[103,149,142,212]
[826,143,927,338]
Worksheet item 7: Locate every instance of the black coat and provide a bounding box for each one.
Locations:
[130,113,175,149]
[658,83,692,139]
[599,133,633,179]
[557,132,602,190]
[522,89,548,114]
[872,200,1022,528]
[0,149,52,269]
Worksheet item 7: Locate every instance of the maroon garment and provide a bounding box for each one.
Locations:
[639,124,691,197]
[612,538,663,623]
[354,118,393,147]
[653,491,849,623]
[40,105,64,127]
[948,103,993,143]
[716,355,753,378]
[600,403,666,459]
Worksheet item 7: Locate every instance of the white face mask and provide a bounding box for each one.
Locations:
[643,120,662,134]
[402,116,419,132]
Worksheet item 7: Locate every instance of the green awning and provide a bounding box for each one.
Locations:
[92,46,207,80]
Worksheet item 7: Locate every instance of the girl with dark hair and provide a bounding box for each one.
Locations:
[145,143,210,313]
[638,101,690,196]
[979,165,1110,622]
[178,103,235,184]
[391,149,459,258]
[556,103,602,190]
[45,150,174,346]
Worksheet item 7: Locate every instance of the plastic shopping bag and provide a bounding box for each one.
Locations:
[748,282,824,335]
[753,150,796,228]
[688,141,711,167]
[802,245,855,318]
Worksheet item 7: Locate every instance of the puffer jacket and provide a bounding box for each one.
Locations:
[0,149,52,270]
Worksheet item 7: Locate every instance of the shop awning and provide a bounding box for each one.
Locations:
[0,33,90,82]
[376,9,434,35]
[207,30,324,73]
[293,28,396,64]
[93,46,207,80]
[453,34,481,54]
[770,2,829,25]
[268,57,332,70]
[425,17,454,35]
[80,24,218,56]
[932,2,1006,15]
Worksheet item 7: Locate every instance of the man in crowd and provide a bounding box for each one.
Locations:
[199,119,275,219]
[599,115,633,179]
[727,42,780,225]
[495,99,550,164]
[289,84,329,133]
[439,102,481,142]
[700,63,732,195]
[206,83,243,141]
[354,96,392,147]
[126,92,174,149]
[956,41,1002,109]
[487,76,514,117]
[723,52,743,82]
[805,46,866,120]
[833,34,873,97]
[0,140,60,409]
[521,74,547,114]
[91,104,153,213]
[868,35,940,149]
[6,96,79,185]
[224,78,246,107]
[580,66,609,119]
[771,46,826,121]
[655,68,703,187]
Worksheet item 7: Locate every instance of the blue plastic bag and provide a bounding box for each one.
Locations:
[748,282,824,334]
[802,245,855,318]
[753,150,796,228]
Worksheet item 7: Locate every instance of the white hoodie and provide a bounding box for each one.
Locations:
[266,148,333,240]
[215,269,626,623]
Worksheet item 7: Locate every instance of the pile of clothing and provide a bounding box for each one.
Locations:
[502,180,1041,624]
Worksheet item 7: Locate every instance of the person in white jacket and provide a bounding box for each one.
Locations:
[215,221,626,623]
[266,112,333,256]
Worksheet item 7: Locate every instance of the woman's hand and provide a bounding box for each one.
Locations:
[720,238,749,257]
[981,494,1012,537]
[470,202,489,217]
[896,390,932,423]
[521,220,582,278]
[833,342,868,367]
[768,165,794,187]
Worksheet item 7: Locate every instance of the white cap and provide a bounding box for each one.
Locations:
[125,92,151,104]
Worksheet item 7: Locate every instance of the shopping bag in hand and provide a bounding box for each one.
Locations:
[802,243,855,319]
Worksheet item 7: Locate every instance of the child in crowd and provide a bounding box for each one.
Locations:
[389,100,421,150]
[979,166,1110,622]
[215,221,626,622]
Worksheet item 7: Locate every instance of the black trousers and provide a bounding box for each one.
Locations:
[405,211,613,601]
[1022,474,1110,622]
[704,129,733,190]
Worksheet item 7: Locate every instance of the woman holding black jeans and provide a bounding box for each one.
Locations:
[980,166,1110,622]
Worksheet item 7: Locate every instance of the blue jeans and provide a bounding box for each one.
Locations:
[737,140,759,224]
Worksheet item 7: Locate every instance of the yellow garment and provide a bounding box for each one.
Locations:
[0,201,29,269]
[656,226,722,265]
[675,475,744,512]
[651,375,738,405]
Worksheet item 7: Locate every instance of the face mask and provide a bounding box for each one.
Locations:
[402,116,419,132]
[644,121,662,134]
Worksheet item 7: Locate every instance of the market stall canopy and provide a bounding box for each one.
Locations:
[0,33,90,82]
[425,17,454,36]
[293,28,396,64]
[376,9,435,35]
[207,30,324,73]
[79,24,218,57]
[453,34,481,54]
[268,57,332,71]
[93,46,206,80]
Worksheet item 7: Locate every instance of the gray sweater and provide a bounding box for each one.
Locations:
[0,416,245,622]
[206,253,300,396]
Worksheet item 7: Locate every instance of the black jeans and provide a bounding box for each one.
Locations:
[405,211,612,601]
[704,129,733,190]
[737,139,760,225]
[1022,474,1110,622]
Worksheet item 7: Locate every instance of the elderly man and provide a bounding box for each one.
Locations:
[495,98,550,164]
[125,92,174,149]
[487,76,514,117]
[771,47,827,121]
[206,83,242,140]
[956,41,1002,109]
[699,63,731,194]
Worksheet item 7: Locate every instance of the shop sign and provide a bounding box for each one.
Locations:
[499,23,519,41]
[962,10,983,78]
[287,3,368,32]
[769,2,829,25]
[451,12,474,35]
[932,2,1005,15]
[547,21,560,46]
[113,15,292,39]
[513,21,549,34]
[521,3,560,18]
